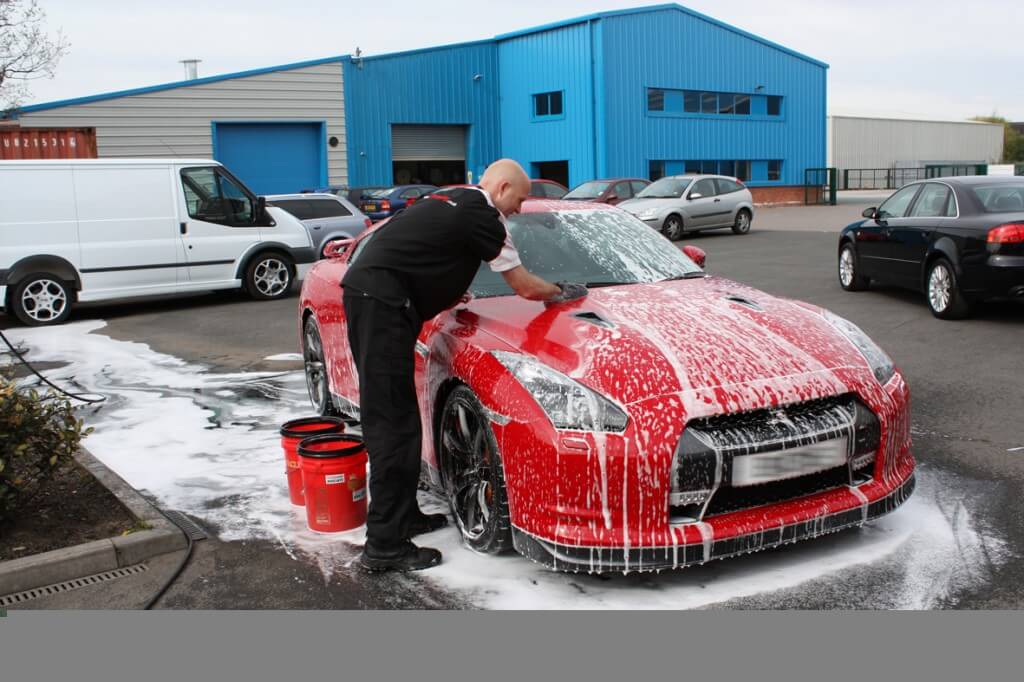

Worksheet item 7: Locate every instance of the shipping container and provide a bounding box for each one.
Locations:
[0,127,97,159]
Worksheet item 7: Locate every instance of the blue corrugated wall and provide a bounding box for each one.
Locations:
[343,42,500,186]
[498,23,598,188]
[600,8,827,186]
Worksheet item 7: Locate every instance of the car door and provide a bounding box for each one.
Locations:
[714,178,746,224]
[606,181,633,205]
[855,183,922,283]
[897,183,956,289]
[684,178,724,228]
[178,166,263,286]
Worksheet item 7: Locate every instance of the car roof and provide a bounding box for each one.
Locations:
[915,175,1024,187]
[265,192,341,200]
[518,199,617,214]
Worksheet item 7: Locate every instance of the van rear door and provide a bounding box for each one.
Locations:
[177,165,261,288]
[74,164,184,300]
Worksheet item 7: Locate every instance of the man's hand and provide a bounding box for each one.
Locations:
[545,281,588,305]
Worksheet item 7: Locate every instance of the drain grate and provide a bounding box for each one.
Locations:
[1,564,150,607]
[163,510,208,541]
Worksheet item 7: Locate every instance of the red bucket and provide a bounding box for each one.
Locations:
[298,434,368,533]
[280,417,346,506]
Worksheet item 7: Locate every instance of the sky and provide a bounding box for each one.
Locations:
[18,0,1024,121]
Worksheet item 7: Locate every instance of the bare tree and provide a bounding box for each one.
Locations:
[1,0,69,111]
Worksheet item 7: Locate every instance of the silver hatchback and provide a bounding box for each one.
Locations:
[265,193,371,257]
[618,174,754,240]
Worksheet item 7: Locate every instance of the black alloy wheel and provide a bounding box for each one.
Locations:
[438,386,512,554]
[303,316,339,416]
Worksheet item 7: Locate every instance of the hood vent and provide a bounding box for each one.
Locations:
[572,311,616,329]
[723,295,763,312]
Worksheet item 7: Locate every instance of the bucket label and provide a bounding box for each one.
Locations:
[287,461,300,469]
[325,474,346,485]
[352,487,366,502]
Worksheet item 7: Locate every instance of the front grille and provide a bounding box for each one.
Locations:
[671,394,877,522]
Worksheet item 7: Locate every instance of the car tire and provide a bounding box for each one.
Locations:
[926,257,972,320]
[9,273,73,326]
[244,252,294,300]
[731,209,752,235]
[302,315,340,417]
[838,243,870,291]
[662,214,684,241]
[438,385,513,554]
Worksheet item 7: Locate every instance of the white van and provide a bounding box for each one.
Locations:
[0,158,315,326]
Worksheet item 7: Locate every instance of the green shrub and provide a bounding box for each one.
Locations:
[0,362,92,523]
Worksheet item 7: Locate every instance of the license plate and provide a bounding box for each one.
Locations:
[363,203,377,212]
[731,437,848,487]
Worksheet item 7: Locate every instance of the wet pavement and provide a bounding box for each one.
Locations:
[3,200,1022,609]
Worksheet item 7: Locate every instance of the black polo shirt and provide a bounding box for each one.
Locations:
[342,187,518,320]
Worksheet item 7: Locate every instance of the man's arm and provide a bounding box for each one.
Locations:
[501,265,562,301]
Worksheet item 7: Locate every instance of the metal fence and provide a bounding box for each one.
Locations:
[804,167,837,205]
[841,165,988,190]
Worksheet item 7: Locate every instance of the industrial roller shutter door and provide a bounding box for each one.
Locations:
[390,125,466,161]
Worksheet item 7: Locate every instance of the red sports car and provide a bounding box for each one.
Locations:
[299,201,915,573]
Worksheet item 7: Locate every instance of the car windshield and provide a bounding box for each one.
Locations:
[564,181,612,200]
[365,188,396,199]
[469,210,703,298]
[970,183,1024,213]
[636,177,691,199]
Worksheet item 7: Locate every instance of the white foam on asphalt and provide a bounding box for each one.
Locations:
[5,321,1010,608]
[264,353,303,362]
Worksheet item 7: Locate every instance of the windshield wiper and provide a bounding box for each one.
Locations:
[585,280,638,288]
[660,272,707,282]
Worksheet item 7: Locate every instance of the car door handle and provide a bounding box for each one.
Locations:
[312,225,322,230]
[180,222,187,235]
[713,198,721,203]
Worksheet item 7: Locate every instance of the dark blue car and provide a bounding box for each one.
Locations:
[359,184,437,221]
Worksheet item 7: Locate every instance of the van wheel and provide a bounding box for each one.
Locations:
[10,274,72,326]
[245,252,293,300]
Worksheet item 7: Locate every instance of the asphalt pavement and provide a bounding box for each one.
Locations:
[4,192,1023,609]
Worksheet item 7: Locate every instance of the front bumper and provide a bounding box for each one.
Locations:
[513,471,915,573]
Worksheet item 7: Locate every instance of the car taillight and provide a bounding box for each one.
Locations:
[364,218,372,229]
[380,200,391,212]
[988,222,1024,244]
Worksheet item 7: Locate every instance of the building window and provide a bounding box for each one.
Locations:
[647,89,664,112]
[735,160,750,181]
[684,91,700,113]
[718,94,736,115]
[649,160,666,181]
[735,95,751,115]
[768,159,782,181]
[701,93,717,114]
[767,96,782,117]
[534,91,564,118]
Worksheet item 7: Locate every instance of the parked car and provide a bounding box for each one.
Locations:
[0,158,315,326]
[563,178,650,205]
[528,179,568,199]
[266,193,372,257]
[359,184,438,221]
[619,174,754,240]
[838,176,1024,319]
[308,185,388,206]
[300,200,914,573]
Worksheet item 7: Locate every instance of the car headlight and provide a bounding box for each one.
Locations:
[823,311,895,385]
[636,208,659,220]
[491,351,628,432]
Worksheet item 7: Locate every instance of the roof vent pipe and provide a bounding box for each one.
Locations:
[179,59,201,80]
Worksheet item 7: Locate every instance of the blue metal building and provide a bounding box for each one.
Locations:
[344,3,827,197]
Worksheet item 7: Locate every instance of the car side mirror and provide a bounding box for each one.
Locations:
[862,207,877,219]
[682,245,706,268]
[323,237,354,259]
[606,192,619,202]
[688,192,703,200]
[256,196,269,224]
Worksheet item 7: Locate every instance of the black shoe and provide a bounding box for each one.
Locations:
[358,540,442,573]
[407,512,448,538]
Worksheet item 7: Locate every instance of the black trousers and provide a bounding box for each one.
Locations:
[343,292,424,548]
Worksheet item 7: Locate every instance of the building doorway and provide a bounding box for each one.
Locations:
[531,160,569,189]
[392,160,466,186]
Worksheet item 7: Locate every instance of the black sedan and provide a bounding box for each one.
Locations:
[838,176,1024,319]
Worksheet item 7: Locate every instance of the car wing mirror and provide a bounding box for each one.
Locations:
[682,245,706,268]
[688,192,703,200]
[323,237,354,259]
[862,207,878,219]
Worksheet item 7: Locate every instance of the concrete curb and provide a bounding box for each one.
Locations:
[0,447,187,597]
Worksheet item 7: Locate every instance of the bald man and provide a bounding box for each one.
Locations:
[342,159,586,571]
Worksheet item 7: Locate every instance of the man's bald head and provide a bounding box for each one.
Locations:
[480,159,531,217]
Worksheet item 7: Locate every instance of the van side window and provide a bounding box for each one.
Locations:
[181,167,254,226]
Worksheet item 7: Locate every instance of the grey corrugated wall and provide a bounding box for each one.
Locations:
[829,116,1003,172]
[16,62,347,185]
